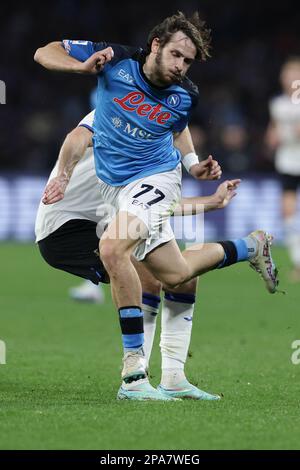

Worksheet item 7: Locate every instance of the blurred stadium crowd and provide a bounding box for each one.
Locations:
[1,0,299,174]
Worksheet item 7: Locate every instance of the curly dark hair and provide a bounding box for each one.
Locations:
[146,11,211,61]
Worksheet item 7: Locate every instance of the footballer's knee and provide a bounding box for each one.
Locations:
[99,239,129,271]
[161,270,190,290]
[164,277,197,295]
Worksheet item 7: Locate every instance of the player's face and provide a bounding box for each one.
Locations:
[154,31,196,85]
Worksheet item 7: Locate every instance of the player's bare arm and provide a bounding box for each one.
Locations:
[174,126,222,180]
[172,179,241,216]
[173,126,195,156]
[34,41,114,74]
[42,126,92,205]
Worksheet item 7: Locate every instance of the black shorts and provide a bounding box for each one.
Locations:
[38,219,109,284]
[280,173,300,192]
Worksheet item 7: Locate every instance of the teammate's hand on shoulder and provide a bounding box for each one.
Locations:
[189,155,222,180]
[80,47,114,74]
[42,175,69,205]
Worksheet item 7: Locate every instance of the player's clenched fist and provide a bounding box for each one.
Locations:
[80,47,114,74]
[189,155,222,181]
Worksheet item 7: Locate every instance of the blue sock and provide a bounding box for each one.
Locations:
[118,307,144,352]
[217,237,257,268]
[234,238,249,262]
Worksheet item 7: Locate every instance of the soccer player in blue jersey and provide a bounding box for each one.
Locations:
[35,12,280,401]
[37,109,240,402]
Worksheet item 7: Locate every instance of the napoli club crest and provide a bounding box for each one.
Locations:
[166,94,181,108]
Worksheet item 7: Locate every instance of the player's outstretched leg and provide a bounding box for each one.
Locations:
[144,231,280,294]
[216,230,279,293]
[186,231,279,294]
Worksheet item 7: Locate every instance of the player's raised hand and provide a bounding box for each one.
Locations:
[79,47,114,74]
[214,179,241,208]
[42,175,69,205]
[189,155,222,180]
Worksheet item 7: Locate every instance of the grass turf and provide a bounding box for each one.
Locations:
[0,242,300,450]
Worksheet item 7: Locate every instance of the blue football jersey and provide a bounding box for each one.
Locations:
[62,40,199,186]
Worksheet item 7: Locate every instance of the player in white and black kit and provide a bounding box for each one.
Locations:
[267,57,300,281]
[36,110,241,400]
[36,112,109,285]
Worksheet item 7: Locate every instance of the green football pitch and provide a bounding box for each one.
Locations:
[0,242,299,450]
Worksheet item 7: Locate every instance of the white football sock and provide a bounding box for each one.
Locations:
[160,292,195,387]
[142,293,160,366]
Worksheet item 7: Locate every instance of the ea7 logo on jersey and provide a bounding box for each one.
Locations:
[167,94,181,108]
[118,69,134,84]
[113,91,172,125]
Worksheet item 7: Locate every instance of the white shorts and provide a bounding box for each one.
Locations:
[97,165,182,261]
